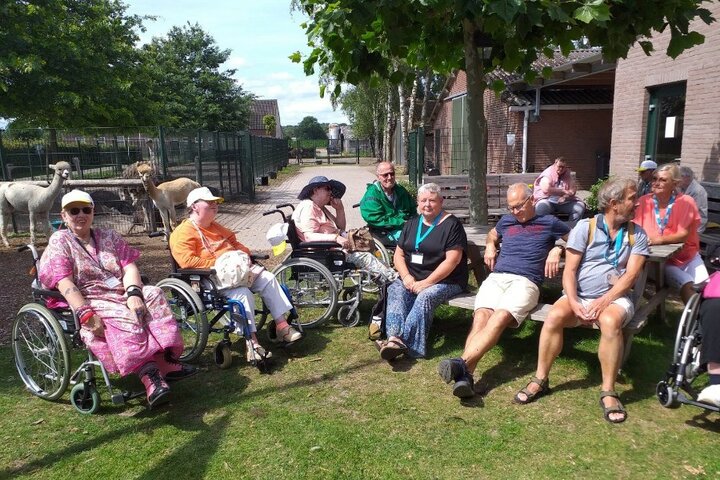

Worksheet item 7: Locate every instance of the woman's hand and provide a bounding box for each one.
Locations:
[411,279,432,294]
[329,197,344,211]
[127,295,147,322]
[84,314,105,337]
[402,274,415,290]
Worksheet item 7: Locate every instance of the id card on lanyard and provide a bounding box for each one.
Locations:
[71,230,121,288]
[413,213,442,264]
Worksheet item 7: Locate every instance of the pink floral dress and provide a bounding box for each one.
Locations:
[38,229,182,376]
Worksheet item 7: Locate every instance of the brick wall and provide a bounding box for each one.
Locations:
[611,2,720,182]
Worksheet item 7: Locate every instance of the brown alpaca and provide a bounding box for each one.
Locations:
[137,163,200,232]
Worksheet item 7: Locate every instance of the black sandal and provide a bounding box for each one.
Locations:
[599,390,628,424]
[513,376,550,404]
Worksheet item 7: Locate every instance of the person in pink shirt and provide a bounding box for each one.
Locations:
[291,176,396,281]
[633,163,709,302]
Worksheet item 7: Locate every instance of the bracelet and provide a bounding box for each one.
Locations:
[75,304,92,318]
[79,309,95,325]
[126,285,144,299]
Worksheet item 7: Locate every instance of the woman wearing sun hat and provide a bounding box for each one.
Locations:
[170,187,302,354]
[291,176,397,281]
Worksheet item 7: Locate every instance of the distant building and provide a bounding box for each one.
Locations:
[249,99,283,138]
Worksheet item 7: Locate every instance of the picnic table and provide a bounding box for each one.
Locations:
[448,225,683,363]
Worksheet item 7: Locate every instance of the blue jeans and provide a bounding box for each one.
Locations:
[385,279,463,358]
[535,199,585,223]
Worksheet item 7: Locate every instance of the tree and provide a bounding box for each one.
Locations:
[263,114,277,136]
[0,0,146,127]
[140,23,253,131]
[295,116,327,140]
[293,0,714,224]
[339,81,392,158]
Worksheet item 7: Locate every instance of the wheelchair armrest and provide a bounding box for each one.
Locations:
[32,288,65,299]
[298,241,342,249]
[176,268,216,276]
[251,254,270,261]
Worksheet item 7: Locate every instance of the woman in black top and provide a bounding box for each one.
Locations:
[378,183,468,360]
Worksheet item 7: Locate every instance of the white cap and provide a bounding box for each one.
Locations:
[186,187,224,207]
[61,189,94,209]
[637,160,658,172]
[266,222,289,256]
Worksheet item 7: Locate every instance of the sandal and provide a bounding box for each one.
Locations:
[599,390,628,424]
[247,343,272,363]
[513,376,550,404]
[380,338,408,361]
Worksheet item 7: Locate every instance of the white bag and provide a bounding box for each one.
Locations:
[213,250,253,289]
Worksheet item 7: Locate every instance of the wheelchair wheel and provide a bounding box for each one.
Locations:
[70,382,101,414]
[214,340,233,369]
[12,303,71,401]
[157,278,208,363]
[672,292,701,364]
[337,305,361,327]
[361,238,392,294]
[656,380,679,408]
[272,258,338,328]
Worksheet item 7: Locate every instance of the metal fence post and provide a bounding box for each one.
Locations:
[195,130,203,184]
[158,126,168,178]
[417,126,424,186]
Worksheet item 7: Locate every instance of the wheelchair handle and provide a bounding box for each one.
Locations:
[251,254,270,261]
[148,231,168,239]
[275,203,294,211]
[352,202,360,209]
[262,209,287,222]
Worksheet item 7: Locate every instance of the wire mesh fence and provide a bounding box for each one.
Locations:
[0,126,289,236]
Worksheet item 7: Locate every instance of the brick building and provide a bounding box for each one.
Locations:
[249,99,283,138]
[429,50,615,188]
[610,2,720,182]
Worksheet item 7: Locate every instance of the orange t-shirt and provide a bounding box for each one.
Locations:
[169,219,251,269]
[633,193,700,266]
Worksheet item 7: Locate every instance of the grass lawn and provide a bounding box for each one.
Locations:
[1,300,719,479]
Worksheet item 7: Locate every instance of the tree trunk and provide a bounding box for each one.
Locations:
[407,76,418,132]
[463,18,489,225]
[420,69,431,126]
[398,82,408,165]
[383,88,394,162]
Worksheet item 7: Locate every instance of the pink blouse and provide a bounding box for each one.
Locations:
[291,199,340,242]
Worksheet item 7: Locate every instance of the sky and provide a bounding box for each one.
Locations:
[124,0,348,126]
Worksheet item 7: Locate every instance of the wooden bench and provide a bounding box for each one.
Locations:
[699,181,720,254]
[433,172,578,224]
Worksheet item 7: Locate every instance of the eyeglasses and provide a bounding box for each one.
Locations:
[507,197,531,212]
[68,207,93,216]
[378,172,395,178]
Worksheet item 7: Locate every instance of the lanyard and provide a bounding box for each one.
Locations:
[597,216,624,270]
[69,230,113,275]
[653,193,676,234]
[415,213,442,251]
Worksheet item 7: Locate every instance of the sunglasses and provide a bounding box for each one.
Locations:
[378,172,396,178]
[68,206,93,216]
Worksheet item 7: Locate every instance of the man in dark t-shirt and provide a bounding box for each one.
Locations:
[438,183,570,399]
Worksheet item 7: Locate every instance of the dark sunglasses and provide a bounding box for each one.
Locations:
[68,206,93,216]
[379,172,395,178]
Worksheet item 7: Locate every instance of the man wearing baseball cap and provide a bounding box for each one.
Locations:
[637,160,657,197]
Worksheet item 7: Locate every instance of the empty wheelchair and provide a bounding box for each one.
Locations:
[151,231,297,372]
[263,204,381,328]
[12,244,144,414]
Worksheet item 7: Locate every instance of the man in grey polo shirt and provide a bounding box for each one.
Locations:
[679,166,708,233]
[514,178,649,424]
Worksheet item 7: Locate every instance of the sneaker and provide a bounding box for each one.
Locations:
[273,325,302,344]
[368,318,382,341]
[247,343,272,363]
[697,384,720,407]
[140,367,171,409]
[438,358,467,384]
[452,373,475,399]
[165,363,198,382]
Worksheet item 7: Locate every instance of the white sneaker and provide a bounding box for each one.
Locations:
[277,325,302,343]
[696,384,720,407]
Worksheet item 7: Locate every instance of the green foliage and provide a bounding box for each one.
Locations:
[338,81,389,142]
[295,116,327,140]
[586,176,610,213]
[263,115,277,135]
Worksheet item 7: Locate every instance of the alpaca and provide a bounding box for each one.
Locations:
[137,163,200,232]
[120,161,152,234]
[0,161,72,247]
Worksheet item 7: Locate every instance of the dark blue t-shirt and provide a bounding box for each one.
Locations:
[494,214,571,285]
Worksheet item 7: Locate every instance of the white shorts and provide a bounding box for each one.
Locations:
[665,253,710,290]
[562,295,635,327]
[474,273,540,326]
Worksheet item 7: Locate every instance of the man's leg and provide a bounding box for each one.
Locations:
[597,304,628,422]
[515,297,576,402]
[534,199,553,217]
[462,308,516,374]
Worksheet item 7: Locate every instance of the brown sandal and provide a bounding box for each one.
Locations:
[599,390,628,424]
[513,376,550,404]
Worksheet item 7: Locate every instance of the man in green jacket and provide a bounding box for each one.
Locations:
[359,161,416,245]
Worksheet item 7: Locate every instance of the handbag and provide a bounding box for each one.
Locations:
[703,271,720,299]
[346,227,376,253]
[213,250,253,289]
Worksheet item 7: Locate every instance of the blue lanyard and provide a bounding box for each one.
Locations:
[415,213,442,251]
[598,217,624,270]
[653,193,676,234]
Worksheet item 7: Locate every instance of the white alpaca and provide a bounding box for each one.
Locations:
[137,163,200,232]
[0,161,72,247]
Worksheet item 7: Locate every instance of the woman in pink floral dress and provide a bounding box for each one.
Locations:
[38,190,195,408]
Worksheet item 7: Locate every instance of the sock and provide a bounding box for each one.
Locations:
[709,374,720,385]
[275,319,290,332]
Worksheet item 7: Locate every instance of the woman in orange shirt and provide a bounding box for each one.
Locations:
[633,163,709,302]
[170,187,302,361]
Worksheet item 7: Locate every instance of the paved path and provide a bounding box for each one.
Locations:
[218,164,378,250]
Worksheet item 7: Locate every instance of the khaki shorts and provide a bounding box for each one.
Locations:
[562,295,635,327]
[474,273,540,326]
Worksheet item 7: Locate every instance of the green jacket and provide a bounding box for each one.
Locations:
[359,181,415,232]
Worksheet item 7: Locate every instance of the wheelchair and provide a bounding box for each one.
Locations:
[263,204,385,328]
[12,244,144,414]
[150,231,297,373]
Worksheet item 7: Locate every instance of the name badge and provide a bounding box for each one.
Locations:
[411,253,424,264]
[105,276,121,288]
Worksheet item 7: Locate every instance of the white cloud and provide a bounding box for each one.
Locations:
[224,55,248,70]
